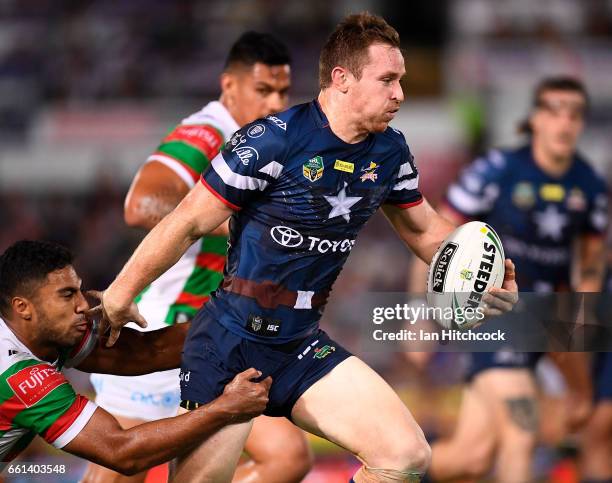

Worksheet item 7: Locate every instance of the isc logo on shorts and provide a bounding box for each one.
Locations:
[246,314,282,338]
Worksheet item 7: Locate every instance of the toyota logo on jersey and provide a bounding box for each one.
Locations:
[270,226,304,248]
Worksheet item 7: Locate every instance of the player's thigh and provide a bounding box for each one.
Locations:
[472,369,538,442]
[245,415,311,462]
[291,356,428,467]
[171,407,253,483]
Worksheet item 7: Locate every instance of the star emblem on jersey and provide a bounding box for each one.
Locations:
[324,182,362,222]
[533,204,568,241]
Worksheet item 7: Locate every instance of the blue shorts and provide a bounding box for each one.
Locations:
[466,351,542,381]
[594,352,612,402]
[179,312,352,418]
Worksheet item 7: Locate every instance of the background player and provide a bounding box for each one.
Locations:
[86,31,312,483]
[95,12,518,483]
[0,240,271,471]
[423,77,608,482]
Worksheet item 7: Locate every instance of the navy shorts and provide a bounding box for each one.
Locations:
[594,352,612,402]
[466,351,542,381]
[179,312,352,418]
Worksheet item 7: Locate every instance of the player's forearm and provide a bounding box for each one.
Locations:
[107,210,201,307]
[125,191,183,230]
[406,212,456,264]
[77,324,189,375]
[101,398,235,475]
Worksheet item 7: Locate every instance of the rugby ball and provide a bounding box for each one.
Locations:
[426,221,505,329]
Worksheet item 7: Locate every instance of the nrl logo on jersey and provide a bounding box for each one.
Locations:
[303,156,324,182]
[360,162,379,182]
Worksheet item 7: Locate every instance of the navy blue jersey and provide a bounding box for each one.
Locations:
[446,145,608,291]
[201,100,422,343]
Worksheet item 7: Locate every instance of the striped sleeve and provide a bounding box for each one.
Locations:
[384,146,423,208]
[148,123,225,187]
[3,360,96,448]
[63,319,99,369]
[201,120,286,210]
[445,150,506,217]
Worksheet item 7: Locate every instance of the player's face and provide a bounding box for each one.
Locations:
[349,43,405,133]
[32,266,90,348]
[223,62,291,127]
[530,90,586,160]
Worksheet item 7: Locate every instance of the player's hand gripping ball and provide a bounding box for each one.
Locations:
[427,221,506,329]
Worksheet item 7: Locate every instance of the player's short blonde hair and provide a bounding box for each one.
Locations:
[319,12,401,89]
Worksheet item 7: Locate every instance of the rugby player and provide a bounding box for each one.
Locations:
[426,77,608,482]
[86,31,312,483]
[0,240,271,472]
[96,13,518,483]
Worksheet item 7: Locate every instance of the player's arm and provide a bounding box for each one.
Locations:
[575,234,606,292]
[382,198,456,264]
[124,161,191,230]
[100,181,233,345]
[64,369,271,475]
[75,323,190,375]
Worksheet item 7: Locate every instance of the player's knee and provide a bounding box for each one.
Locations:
[372,434,431,474]
[461,443,496,479]
[278,435,314,479]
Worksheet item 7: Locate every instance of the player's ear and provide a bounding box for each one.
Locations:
[220,72,236,96]
[330,66,350,94]
[11,296,33,321]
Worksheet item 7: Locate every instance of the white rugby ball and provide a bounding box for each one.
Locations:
[426,221,505,329]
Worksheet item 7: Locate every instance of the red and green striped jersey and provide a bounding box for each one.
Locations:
[0,317,98,461]
[137,101,239,328]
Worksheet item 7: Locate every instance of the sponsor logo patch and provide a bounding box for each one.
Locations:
[540,184,565,202]
[8,364,68,408]
[431,242,458,294]
[246,314,282,337]
[313,345,336,359]
[334,160,354,173]
[247,124,265,138]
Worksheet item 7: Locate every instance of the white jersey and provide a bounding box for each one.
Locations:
[0,317,97,461]
[91,102,239,420]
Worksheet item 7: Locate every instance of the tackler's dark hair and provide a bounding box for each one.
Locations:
[0,240,73,316]
[224,31,291,71]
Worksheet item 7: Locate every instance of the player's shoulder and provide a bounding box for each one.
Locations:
[179,101,239,140]
[380,125,410,151]
[573,153,608,191]
[262,102,312,136]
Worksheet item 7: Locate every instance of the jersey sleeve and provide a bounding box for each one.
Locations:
[62,319,99,369]
[384,144,423,208]
[445,149,506,218]
[147,123,226,188]
[4,358,97,449]
[583,176,609,236]
[201,120,287,210]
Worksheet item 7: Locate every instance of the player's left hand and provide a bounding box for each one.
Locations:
[482,259,518,317]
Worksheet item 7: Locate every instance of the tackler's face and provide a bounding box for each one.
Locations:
[348,43,405,133]
[530,90,586,160]
[31,266,90,349]
[222,62,291,127]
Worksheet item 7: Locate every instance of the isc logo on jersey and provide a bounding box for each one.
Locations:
[427,221,505,329]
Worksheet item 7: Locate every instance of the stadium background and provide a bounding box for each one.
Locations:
[0,0,611,481]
